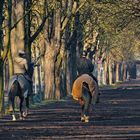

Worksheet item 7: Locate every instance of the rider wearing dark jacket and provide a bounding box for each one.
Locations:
[77,51,98,84]
[73,51,100,122]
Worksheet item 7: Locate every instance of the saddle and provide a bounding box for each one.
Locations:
[15,73,32,84]
[8,73,32,98]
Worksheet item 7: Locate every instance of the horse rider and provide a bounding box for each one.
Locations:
[72,74,98,123]
[77,50,98,84]
[77,50,100,100]
[14,50,32,82]
[72,50,100,122]
[8,50,32,100]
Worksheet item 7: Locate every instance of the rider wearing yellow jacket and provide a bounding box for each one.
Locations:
[13,50,28,74]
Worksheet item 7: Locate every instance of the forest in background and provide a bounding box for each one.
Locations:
[0,0,140,115]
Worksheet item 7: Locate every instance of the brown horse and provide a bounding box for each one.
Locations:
[72,74,99,122]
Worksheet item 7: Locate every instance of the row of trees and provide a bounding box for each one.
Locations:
[0,0,140,114]
[81,0,140,84]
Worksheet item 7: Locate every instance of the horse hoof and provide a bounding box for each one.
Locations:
[12,118,16,121]
[23,112,28,117]
[12,115,16,121]
[84,119,89,123]
[81,116,85,121]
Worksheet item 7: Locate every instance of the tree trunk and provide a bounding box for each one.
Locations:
[120,62,124,81]
[61,49,67,96]
[116,62,119,83]
[104,60,108,85]
[8,50,14,77]
[43,0,80,99]
[24,0,31,62]
[44,45,55,99]
[69,44,77,90]
[97,63,102,85]
[54,51,62,100]
[0,60,4,114]
[108,59,113,85]
[66,50,72,94]
[123,62,127,81]
[11,0,24,56]
[54,3,61,100]
[67,9,79,93]
[0,0,4,115]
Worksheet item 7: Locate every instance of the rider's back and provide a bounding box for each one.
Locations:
[13,56,28,74]
[77,56,94,75]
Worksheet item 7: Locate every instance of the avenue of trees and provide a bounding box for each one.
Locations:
[0,0,140,114]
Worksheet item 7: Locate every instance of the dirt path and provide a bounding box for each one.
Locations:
[0,87,140,139]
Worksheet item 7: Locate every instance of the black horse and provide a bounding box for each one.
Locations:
[8,63,34,121]
[8,79,30,121]
[8,55,41,121]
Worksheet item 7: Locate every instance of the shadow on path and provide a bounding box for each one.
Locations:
[0,80,140,140]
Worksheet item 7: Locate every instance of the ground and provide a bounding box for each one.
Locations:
[0,79,140,140]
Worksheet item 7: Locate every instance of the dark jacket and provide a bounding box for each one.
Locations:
[77,56,98,84]
[77,57,94,75]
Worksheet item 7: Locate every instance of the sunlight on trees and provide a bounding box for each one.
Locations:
[0,0,140,114]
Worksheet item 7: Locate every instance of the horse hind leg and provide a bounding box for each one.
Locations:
[22,96,29,118]
[20,97,29,119]
[9,86,16,121]
[11,97,16,121]
[19,96,25,120]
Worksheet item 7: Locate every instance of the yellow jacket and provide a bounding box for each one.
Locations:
[13,56,28,74]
